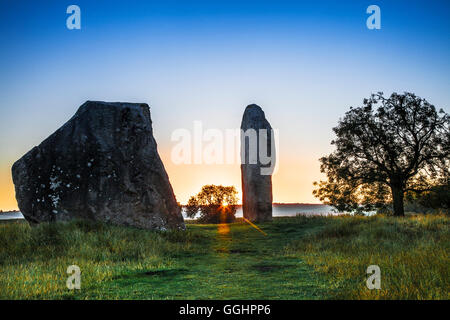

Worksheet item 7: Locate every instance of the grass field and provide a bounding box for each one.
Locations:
[0,214,448,299]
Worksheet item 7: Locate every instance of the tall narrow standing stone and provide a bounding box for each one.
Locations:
[12,101,184,230]
[240,104,275,222]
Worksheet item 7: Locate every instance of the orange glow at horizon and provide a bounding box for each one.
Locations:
[160,147,325,205]
[0,163,17,211]
[0,149,325,211]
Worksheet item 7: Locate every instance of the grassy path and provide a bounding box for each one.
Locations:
[88,221,330,299]
[2,215,447,299]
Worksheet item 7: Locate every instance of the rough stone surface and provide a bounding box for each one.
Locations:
[240,104,274,222]
[12,101,184,230]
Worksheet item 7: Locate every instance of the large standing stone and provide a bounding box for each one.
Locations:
[240,104,275,222]
[12,101,184,230]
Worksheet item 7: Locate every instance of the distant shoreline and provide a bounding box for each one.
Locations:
[1,204,327,213]
[0,204,336,221]
[0,210,20,215]
[273,203,326,206]
[180,202,326,207]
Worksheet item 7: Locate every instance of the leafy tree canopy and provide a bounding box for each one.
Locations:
[186,185,238,223]
[314,92,449,216]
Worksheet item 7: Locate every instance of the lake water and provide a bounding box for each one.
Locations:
[0,204,341,221]
[183,204,341,219]
[0,212,24,220]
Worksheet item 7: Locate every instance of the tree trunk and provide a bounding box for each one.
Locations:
[391,185,405,217]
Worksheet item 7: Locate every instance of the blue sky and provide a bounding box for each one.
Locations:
[0,0,449,208]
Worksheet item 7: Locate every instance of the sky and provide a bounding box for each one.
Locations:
[0,0,449,210]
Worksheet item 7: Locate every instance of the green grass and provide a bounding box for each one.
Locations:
[0,215,448,299]
[285,214,450,299]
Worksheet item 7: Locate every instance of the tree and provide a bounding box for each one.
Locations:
[313,92,449,216]
[185,185,238,223]
[406,183,450,212]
